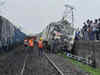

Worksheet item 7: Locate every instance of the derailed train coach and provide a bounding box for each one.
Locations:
[41,19,76,52]
[0,16,26,52]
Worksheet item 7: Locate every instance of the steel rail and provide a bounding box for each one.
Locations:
[45,54,64,75]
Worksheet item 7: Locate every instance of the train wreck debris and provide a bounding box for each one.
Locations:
[41,19,75,53]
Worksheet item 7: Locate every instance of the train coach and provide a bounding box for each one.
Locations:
[0,16,26,52]
[41,19,76,52]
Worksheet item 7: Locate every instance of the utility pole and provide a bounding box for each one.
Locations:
[64,4,74,27]
[72,7,74,26]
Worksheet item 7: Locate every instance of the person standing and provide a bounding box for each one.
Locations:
[87,20,95,40]
[96,18,100,40]
[38,37,43,56]
[50,38,57,53]
[93,19,98,40]
[89,20,95,40]
[28,38,34,53]
[82,22,88,40]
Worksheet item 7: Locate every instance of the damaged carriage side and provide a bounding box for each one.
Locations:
[41,19,76,53]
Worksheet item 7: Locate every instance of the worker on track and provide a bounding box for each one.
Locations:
[28,38,34,53]
[38,37,43,56]
[29,39,34,47]
[24,39,28,47]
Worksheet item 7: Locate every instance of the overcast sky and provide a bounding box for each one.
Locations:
[1,0,100,34]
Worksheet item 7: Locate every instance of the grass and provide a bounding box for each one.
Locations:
[57,52,100,75]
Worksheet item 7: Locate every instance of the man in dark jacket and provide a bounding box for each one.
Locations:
[50,38,56,53]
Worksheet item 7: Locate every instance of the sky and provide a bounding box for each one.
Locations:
[0,0,100,34]
[66,0,100,28]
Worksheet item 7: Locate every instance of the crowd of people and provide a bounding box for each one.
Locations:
[75,18,100,40]
[24,36,70,57]
[24,37,44,56]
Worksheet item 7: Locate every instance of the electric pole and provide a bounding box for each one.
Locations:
[64,4,74,27]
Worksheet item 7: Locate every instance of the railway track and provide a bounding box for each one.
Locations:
[0,45,91,75]
[45,54,64,75]
[0,46,62,75]
[0,46,28,75]
[46,53,91,75]
[21,48,61,75]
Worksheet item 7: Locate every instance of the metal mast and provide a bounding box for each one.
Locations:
[64,4,74,27]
